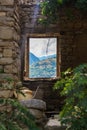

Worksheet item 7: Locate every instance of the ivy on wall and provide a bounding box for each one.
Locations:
[40,0,87,24]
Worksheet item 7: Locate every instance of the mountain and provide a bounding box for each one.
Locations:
[29,57,56,78]
[29,52,40,65]
[39,54,56,61]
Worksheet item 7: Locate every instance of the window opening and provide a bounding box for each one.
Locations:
[24,35,61,80]
[29,38,57,78]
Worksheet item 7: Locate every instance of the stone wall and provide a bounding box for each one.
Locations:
[59,9,87,71]
[20,2,87,71]
[20,1,60,34]
[20,1,87,111]
[0,0,21,81]
[24,79,64,111]
[0,0,87,111]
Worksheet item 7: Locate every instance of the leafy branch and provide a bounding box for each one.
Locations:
[40,0,87,24]
[0,78,40,130]
[54,64,87,130]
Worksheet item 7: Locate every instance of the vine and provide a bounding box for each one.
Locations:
[54,64,87,130]
[40,0,87,24]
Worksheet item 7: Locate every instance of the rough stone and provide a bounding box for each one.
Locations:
[13,32,20,41]
[12,65,18,74]
[0,12,6,16]
[0,53,3,58]
[0,0,20,81]
[0,42,13,47]
[20,99,47,129]
[29,108,45,119]
[4,65,13,73]
[0,58,13,65]
[0,74,13,81]
[0,48,2,52]
[0,65,3,72]
[44,118,66,130]
[0,0,14,5]
[20,99,46,110]
[0,27,13,40]
[3,49,12,57]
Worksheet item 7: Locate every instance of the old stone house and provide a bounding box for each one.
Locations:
[0,0,87,111]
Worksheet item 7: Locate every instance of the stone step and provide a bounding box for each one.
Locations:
[44,118,66,130]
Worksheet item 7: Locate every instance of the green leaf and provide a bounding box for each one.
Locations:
[0,123,7,130]
[54,64,87,130]
[57,0,63,4]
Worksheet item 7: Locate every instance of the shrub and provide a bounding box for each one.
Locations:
[40,0,87,24]
[54,64,87,130]
[0,78,39,130]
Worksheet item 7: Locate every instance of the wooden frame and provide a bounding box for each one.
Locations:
[23,33,61,80]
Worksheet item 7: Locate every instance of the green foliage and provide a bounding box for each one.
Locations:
[40,0,87,24]
[40,0,62,24]
[0,69,4,73]
[76,0,87,11]
[54,64,87,130]
[0,79,39,130]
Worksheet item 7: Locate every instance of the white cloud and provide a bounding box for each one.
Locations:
[29,38,57,57]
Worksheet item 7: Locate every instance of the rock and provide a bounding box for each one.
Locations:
[20,99,46,110]
[20,99,47,129]
[44,118,66,130]
[0,0,14,5]
[0,74,13,81]
[4,65,13,73]
[29,108,45,119]
[3,49,12,57]
[0,27,14,40]
[0,58,13,65]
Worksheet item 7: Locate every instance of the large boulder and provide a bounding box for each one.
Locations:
[20,99,46,111]
[20,99,47,130]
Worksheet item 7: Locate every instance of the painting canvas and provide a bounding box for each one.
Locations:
[29,38,57,78]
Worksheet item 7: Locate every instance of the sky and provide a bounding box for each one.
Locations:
[29,38,57,57]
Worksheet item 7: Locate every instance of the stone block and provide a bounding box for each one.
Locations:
[0,27,13,40]
[0,12,6,16]
[13,31,20,41]
[0,74,13,81]
[0,65,3,70]
[3,49,12,57]
[0,58,13,65]
[4,65,13,73]
[12,65,18,74]
[29,108,44,119]
[44,118,66,130]
[0,0,14,5]
[14,42,19,47]
[0,65,3,73]
[0,42,13,47]
[0,53,3,58]
[0,48,2,52]
[20,99,46,110]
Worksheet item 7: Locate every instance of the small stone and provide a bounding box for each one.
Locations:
[44,118,66,130]
[0,27,13,40]
[3,49,12,57]
[4,65,13,73]
[0,0,14,5]
[0,74,13,81]
[0,42,13,47]
[29,108,45,119]
[0,58,13,65]
[0,12,6,16]
[0,53,2,58]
